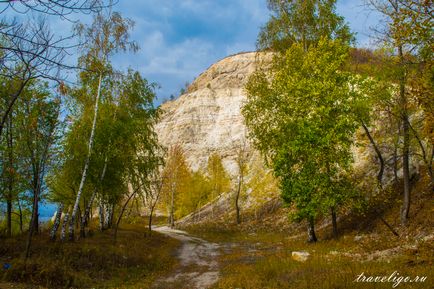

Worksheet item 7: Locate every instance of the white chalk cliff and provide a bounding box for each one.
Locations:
[156,52,272,176]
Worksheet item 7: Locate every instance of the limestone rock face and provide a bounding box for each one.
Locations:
[155,52,272,176]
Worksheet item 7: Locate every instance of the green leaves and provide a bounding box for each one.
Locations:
[257,0,353,52]
[243,38,363,222]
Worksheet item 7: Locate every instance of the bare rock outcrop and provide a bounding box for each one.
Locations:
[155,52,272,176]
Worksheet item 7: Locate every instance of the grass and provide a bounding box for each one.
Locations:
[213,247,432,289]
[186,227,432,289]
[185,174,434,289]
[0,221,181,289]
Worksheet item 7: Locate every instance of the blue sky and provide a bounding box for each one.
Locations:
[4,0,382,104]
[114,0,381,103]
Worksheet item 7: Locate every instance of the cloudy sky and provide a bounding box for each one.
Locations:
[113,0,381,103]
[5,0,382,104]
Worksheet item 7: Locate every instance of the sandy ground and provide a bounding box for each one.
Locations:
[153,226,220,289]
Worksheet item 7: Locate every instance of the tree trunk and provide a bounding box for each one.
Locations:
[6,199,12,237]
[235,175,242,225]
[99,201,105,231]
[109,204,115,228]
[430,146,434,184]
[401,113,411,226]
[104,204,113,229]
[307,218,317,243]
[393,143,399,186]
[170,186,175,229]
[409,122,433,183]
[379,215,399,237]
[0,78,30,138]
[113,191,137,241]
[81,158,108,237]
[60,213,69,242]
[32,189,39,235]
[79,208,85,239]
[104,205,109,229]
[331,207,338,239]
[361,122,384,185]
[148,209,153,237]
[25,175,41,259]
[69,73,103,241]
[17,199,23,233]
[398,45,411,226]
[50,203,64,241]
[6,114,14,238]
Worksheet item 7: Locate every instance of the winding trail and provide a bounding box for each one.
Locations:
[153,226,220,289]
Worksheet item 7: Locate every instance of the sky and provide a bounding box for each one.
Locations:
[3,0,382,105]
[112,0,381,104]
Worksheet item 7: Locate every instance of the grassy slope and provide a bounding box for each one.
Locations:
[0,221,180,289]
[185,174,433,289]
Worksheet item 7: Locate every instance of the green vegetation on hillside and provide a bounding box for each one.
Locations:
[242,0,432,242]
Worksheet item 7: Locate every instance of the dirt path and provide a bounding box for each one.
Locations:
[153,226,220,289]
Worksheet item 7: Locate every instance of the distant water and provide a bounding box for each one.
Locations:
[0,202,57,223]
[40,203,57,222]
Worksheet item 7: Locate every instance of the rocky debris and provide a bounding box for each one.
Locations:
[291,251,310,262]
[354,235,364,242]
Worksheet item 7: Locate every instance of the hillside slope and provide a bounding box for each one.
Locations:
[155,52,272,176]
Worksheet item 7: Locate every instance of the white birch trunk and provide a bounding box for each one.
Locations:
[60,213,69,242]
[104,204,112,229]
[81,157,108,237]
[69,73,103,241]
[50,203,63,241]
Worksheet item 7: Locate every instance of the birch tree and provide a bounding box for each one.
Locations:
[68,11,137,240]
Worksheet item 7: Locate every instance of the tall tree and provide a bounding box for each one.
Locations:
[367,0,433,225]
[120,69,162,236]
[14,81,62,258]
[162,145,190,228]
[245,0,356,241]
[243,39,362,242]
[68,11,137,240]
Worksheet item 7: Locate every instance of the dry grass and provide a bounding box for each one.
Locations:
[0,222,180,289]
[187,174,434,289]
[183,226,433,289]
[213,244,432,289]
